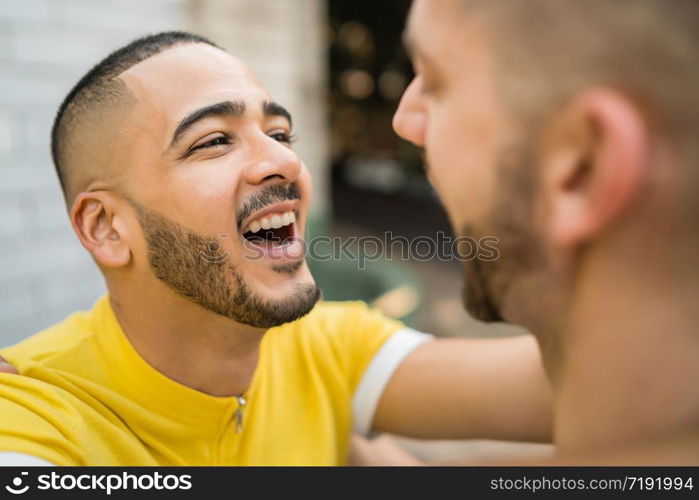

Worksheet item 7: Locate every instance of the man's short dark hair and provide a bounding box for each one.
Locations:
[50,31,218,202]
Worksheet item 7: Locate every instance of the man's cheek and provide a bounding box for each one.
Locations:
[428,168,459,221]
[297,167,312,196]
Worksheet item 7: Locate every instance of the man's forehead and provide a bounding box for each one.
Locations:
[406,0,488,64]
[405,0,453,58]
[117,43,269,118]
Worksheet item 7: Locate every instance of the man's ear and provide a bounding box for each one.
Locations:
[70,191,132,268]
[541,89,650,248]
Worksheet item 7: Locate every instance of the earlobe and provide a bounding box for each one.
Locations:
[544,89,650,248]
[71,192,131,268]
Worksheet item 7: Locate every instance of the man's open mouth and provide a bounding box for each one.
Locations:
[241,210,297,247]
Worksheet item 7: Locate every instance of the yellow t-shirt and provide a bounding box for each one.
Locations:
[0,296,408,466]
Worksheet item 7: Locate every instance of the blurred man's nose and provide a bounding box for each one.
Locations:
[392,76,427,147]
[243,134,302,185]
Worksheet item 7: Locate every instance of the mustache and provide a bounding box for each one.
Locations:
[236,183,301,230]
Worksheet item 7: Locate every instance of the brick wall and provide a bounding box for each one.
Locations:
[0,0,328,346]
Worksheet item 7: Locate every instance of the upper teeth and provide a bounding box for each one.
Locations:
[245,210,296,233]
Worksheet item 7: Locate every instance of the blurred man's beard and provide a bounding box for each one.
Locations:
[132,202,320,328]
[459,140,545,323]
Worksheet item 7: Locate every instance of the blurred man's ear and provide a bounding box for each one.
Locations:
[70,192,132,268]
[541,89,650,248]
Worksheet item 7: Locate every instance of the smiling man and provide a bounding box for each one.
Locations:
[0,32,551,466]
[393,0,699,462]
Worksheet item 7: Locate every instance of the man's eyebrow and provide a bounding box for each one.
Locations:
[169,100,246,148]
[263,101,292,127]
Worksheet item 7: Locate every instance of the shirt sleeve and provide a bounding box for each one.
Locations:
[351,327,433,436]
[0,374,85,466]
[318,302,434,436]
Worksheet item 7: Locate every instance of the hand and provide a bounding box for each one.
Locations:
[347,434,424,466]
[0,355,19,375]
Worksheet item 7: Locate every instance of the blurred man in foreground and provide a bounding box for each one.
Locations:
[391,0,699,463]
[0,32,552,465]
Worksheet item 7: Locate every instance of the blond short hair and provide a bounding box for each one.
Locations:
[460,0,699,161]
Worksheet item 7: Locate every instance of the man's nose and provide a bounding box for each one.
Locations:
[242,135,302,185]
[392,75,427,147]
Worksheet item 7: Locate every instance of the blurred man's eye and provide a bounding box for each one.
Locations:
[420,73,441,96]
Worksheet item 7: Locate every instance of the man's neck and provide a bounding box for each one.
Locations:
[108,281,264,397]
[553,231,699,457]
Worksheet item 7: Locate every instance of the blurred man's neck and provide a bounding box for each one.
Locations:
[108,278,264,397]
[553,218,699,458]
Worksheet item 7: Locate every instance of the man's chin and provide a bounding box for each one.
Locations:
[271,259,305,275]
[250,259,314,290]
[238,264,320,328]
[461,265,505,324]
[246,281,321,328]
[463,294,505,323]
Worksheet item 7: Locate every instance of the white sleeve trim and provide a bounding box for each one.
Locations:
[0,452,55,466]
[352,327,434,436]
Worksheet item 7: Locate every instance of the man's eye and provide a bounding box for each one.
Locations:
[190,135,231,152]
[269,132,297,144]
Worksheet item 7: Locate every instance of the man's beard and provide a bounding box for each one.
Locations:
[131,199,320,329]
[459,139,545,323]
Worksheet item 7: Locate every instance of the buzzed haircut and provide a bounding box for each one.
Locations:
[50,31,218,202]
[460,0,699,159]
